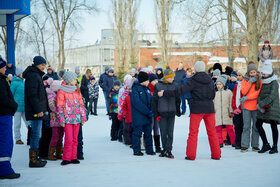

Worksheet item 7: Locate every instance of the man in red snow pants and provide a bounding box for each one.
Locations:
[158,61,221,160]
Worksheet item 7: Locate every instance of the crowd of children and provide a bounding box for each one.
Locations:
[0,49,279,179]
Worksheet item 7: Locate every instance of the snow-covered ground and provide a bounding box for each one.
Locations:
[1,93,280,187]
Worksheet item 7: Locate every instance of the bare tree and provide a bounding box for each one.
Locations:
[42,0,98,69]
[112,0,139,75]
[154,0,175,68]
[0,20,22,61]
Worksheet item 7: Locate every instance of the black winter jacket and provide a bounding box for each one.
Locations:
[0,73,18,115]
[23,65,50,121]
[163,72,216,114]
[81,75,90,101]
[152,80,181,117]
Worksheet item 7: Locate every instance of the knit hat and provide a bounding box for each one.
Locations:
[238,68,247,77]
[138,71,149,83]
[194,61,206,73]
[213,69,221,77]
[261,60,273,75]
[62,71,77,84]
[33,56,47,66]
[47,66,52,71]
[15,68,24,76]
[0,58,7,69]
[164,66,175,79]
[90,76,95,80]
[105,66,110,72]
[149,73,158,83]
[47,78,62,92]
[213,63,222,72]
[125,78,133,88]
[123,74,132,83]
[264,40,270,44]
[137,67,142,73]
[247,63,258,74]
[216,74,227,86]
[130,68,136,74]
[75,66,80,71]
[114,80,121,87]
[108,69,114,73]
[230,71,238,78]
[225,66,233,76]
[147,65,153,73]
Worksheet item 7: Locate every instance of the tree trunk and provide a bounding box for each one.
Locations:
[246,0,259,64]
[227,0,234,68]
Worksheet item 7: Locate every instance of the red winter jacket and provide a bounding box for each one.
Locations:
[232,83,244,111]
[123,94,132,124]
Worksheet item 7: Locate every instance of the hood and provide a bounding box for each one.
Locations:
[192,72,212,84]
[23,65,45,78]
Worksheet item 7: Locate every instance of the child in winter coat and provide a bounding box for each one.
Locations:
[118,78,133,145]
[88,76,99,115]
[152,67,181,158]
[240,62,262,152]
[227,71,238,91]
[214,75,235,148]
[131,71,155,156]
[10,68,29,144]
[57,71,87,165]
[232,68,246,149]
[46,78,63,160]
[256,60,280,154]
[109,80,121,141]
[148,73,162,153]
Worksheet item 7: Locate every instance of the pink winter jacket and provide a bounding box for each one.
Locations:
[46,88,60,127]
[56,89,87,125]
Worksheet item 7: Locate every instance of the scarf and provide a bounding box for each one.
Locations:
[261,74,278,84]
[236,81,241,108]
[59,84,77,93]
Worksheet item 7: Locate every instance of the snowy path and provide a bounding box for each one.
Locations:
[1,94,280,187]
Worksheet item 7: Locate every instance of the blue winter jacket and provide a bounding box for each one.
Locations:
[131,82,152,127]
[182,76,192,99]
[10,76,25,112]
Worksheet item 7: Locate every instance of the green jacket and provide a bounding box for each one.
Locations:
[257,74,280,122]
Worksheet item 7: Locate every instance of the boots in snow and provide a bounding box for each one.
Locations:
[269,145,278,154]
[71,159,80,164]
[159,150,167,157]
[29,149,47,168]
[16,140,24,144]
[0,172,20,180]
[56,146,63,159]
[146,151,156,155]
[61,160,71,166]
[165,150,174,159]
[258,143,271,153]
[252,147,260,152]
[153,135,161,153]
[48,147,57,160]
[133,152,144,156]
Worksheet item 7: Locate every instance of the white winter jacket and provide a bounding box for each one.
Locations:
[214,89,233,126]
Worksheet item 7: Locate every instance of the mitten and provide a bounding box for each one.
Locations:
[257,104,265,113]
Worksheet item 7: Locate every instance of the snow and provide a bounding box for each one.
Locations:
[152,51,212,56]
[1,93,280,187]
[208,56,247,64]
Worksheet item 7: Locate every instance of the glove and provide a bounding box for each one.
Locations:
[233,108,242,115]
[229,112,234,118]
[257,104,265,113]
[149,111,154,118]
[240,96,248,103]
[249,76,257,83]
[156,116,162,122]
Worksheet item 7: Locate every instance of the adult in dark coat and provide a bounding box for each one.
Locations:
[0,58,20,179]
[81,69,92,109]
[23,56,49,168]
[103,69,117,112]
[131,72,155,156]
[158,61,221,160]
[43,66,59,80]
[174,62,186,114]
[5,62,16,76]
[99,66,110,113]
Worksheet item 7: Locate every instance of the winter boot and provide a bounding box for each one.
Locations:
[258,143,271,153]
[61,160,71,166]
[269,145,278,154]
[0,172,20,179]
[219,144,224,148]
[154,135,161,153]
[16,140,24,144]
[146,151,156,155]
[56,146,63,159]
[165,150,174,159]
[159,150,167,157]
[134,151,144,156]
[27,126,31,145]
[71,159,80,164]
[48,147,57,160]
[241,147,248,152]
[252,147,260,152]
[29,149,47,168]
